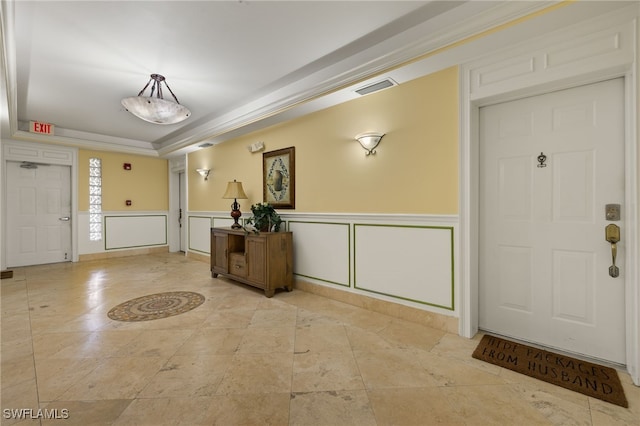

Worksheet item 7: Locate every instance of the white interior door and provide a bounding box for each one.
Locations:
[479,78,626,364]
[6,161,72,267]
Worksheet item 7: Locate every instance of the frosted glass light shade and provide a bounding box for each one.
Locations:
[121,96,191,125]
[355,132,384,155]
[196,168,210,180]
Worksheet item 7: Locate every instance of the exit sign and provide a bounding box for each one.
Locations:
[30,121,54,135]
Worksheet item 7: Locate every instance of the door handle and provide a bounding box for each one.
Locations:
[605,224,620,278]
[58,216,70,222]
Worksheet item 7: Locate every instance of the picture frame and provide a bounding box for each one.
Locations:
[263,147,295,209]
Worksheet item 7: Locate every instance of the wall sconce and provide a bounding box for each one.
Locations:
[355,132,384,156]
[196,168,210,181]
[222,180,248,229]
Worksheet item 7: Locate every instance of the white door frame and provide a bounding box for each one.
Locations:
[459,8,639,384]
[1,140,79,269]
[168,155,186,253]
[179,171,187,252]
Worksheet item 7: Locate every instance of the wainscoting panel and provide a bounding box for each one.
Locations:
[212,217,235,228]
[189,216,213,254]
[104,215,167,250]
[354,224,454,310]
[186,215,238,255]
[188,212,458,316]
[288,221,350,287]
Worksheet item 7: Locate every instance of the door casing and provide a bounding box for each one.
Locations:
[168,156,186,254]
[459,9,639,385]
[1,140,79,269]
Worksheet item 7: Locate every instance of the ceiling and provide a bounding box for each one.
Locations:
[0,1,585,158]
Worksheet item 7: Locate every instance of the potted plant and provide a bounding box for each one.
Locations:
[246,202,283,232]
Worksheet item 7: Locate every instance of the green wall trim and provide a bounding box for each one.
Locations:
[353,223,455,311]
[293,273,350,288]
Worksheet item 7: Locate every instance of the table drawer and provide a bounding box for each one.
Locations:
[229,253,247,277]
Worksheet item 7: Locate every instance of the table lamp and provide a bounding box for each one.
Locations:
[222,180,248,229]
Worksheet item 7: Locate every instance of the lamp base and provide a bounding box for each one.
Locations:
[230,200,242,229]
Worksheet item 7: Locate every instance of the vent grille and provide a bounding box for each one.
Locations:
[198,143,213,148]
[355,78,397,96]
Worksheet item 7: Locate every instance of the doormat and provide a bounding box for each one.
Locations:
[472,334,628,407]
[107,291,205,322]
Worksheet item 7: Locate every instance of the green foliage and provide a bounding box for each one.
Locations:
[246,202,282,232]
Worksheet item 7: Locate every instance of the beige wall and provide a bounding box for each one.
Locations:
[189,66,459,215]
[78,150,168,211]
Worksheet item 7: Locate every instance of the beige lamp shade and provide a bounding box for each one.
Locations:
[223,180,248,199]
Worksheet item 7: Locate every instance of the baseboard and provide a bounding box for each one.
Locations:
[294,278,458,334]
[78,246,168,262]
[186,251,209,263]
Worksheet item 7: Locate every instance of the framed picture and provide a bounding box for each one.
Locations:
[263,147,295,209]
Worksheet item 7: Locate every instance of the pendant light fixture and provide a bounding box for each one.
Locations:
[121,74,191,124]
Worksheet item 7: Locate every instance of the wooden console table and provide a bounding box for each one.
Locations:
[210,227,293,297]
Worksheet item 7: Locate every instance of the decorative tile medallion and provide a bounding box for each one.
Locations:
[107,291,205,322]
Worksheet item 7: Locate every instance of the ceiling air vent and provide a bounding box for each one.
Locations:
[355,78,397,96]
[198,143,213,148]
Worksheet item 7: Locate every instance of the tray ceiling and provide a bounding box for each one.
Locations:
[2,1,619,158]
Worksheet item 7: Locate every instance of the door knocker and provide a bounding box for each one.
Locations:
[537,152,547,168]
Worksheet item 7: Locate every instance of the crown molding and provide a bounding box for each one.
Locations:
[156,1,559,157]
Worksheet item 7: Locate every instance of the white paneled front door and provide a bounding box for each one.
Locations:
[6,161,72,267]
[479,78,626,364]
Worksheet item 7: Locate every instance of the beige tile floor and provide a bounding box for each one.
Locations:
[1,253,638,426]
